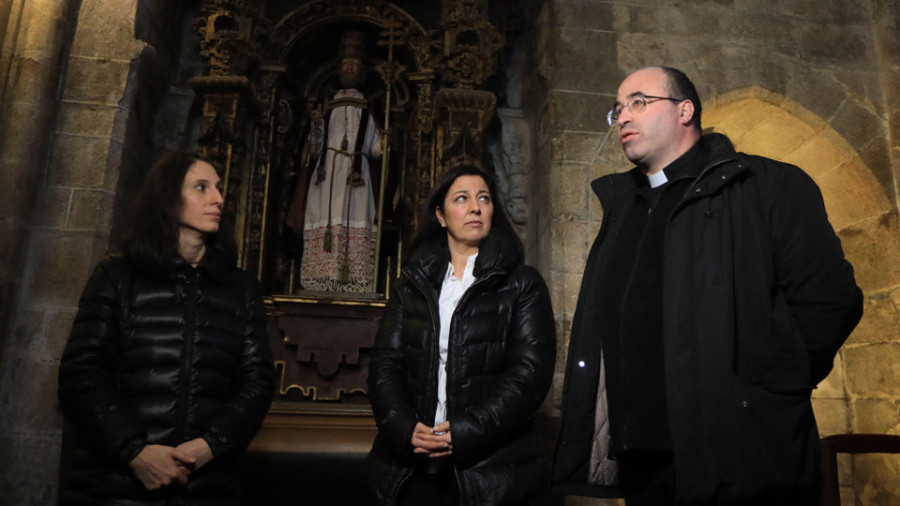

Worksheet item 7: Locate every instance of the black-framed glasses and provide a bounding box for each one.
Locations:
[606,94,685,126]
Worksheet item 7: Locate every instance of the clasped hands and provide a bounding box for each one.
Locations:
[128,438,213,490]
[412,421,453,458]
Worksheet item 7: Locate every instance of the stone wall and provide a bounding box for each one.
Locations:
[1,0,899,504]
[0,0,186,504]
[0,0,88,503]
[538,0,900,504]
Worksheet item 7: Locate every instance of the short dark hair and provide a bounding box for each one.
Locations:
[407,164,522,260]
[122,150,235,269]
[661,66,702,132]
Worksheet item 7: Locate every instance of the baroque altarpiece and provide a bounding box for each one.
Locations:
[187,0,516,454]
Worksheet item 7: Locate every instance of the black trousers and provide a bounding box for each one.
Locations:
[620,450,817,506]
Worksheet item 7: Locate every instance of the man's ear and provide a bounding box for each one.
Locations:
[679,100,695,126]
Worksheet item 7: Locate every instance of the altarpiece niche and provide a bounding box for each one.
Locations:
[190,0,506,407]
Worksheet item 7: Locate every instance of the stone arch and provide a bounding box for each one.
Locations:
[704,88,900,500]
[704,87,897,296]
[267,0,430,68]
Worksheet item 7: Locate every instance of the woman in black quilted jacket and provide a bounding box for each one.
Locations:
[58,151,275,505]
[367,165,556,506]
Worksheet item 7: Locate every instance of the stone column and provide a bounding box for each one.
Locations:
[0,0,78,363]
[492,107,531,246]
[0,0,145,503]
[842,2,900,502]
[0,1,80,502]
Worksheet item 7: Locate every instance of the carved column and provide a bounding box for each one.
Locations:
[434,88,496,172]
[432,0,503,177]
[493,107,531,235]
[190,76,251,209]
[243,64,287,279]
[191,0,265,263]
[406,72,437,232]
[440,0,503,90]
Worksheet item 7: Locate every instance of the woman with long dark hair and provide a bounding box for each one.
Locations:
[367,165,556,505]
[58,151,275,505]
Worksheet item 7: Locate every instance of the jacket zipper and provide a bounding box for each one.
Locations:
[403,267,502,421]
[177,270,199,443]
[455,466,465,505]
[402,266,502,501]
[614,195,652,451]
[392,466,416,504]
[404,268,442,423]
[649,157,738,445]
[444,270,501,419]
[443,270,501,503]
[611,158,737,450]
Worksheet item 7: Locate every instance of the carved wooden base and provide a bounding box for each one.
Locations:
[241,401,378,505]
[267,297,384,400]
[247,401,377,455]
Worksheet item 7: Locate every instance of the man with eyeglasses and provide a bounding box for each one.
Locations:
[552,66,863,505]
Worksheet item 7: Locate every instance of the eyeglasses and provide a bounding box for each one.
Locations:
[606,94,685,126]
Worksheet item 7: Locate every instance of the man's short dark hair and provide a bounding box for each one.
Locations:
[661,67,702,132]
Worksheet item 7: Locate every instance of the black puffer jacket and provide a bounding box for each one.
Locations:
[58,253,275,506]
[367,231,557,506]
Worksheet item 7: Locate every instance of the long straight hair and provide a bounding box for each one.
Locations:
[122,150,235,270]
[407,164,523,260]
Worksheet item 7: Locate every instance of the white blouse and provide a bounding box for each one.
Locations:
[434,253,478,425]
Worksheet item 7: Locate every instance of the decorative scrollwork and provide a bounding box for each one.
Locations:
[189,0,520,404]
[439,2,503,89]
[267,0,434,71]
[194,0,267,76]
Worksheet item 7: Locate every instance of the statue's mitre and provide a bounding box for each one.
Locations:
[339,31,367,60]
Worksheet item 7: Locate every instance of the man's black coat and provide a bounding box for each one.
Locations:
[552,133,863,503]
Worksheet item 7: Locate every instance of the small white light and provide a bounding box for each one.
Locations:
[578,361,585,367]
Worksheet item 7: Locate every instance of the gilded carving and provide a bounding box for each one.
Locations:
[439,1,503,89]
[434,88,497,172]
[194,0,266,76]
[190,0,511,402]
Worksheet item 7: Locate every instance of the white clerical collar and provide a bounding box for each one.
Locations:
[647,170,668,188]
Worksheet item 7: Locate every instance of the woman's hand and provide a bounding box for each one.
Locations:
[128,444,195,490]
[411,421,453,458]
[175,438,214,471]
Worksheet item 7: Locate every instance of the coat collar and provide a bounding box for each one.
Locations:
[591,132,750,206]
[405,228,522,288]
[162,248,234,284]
